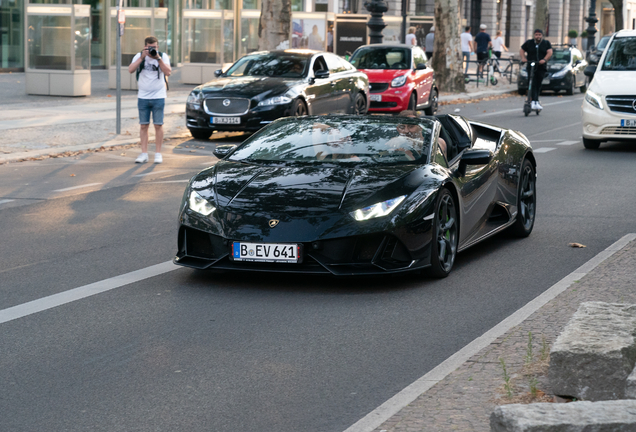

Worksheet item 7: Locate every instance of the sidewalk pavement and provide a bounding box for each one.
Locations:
[0,68,518,164]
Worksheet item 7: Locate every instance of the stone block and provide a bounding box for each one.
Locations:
[490,400,636,431]
[549,302,636,401]
[627,366,636,399]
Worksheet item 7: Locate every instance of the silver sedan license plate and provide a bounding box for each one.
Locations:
[212,117,241,125]
[621,119,636,127]
[232,242,301,263]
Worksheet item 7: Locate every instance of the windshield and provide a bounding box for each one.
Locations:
[225,53,309,78]
[597,35,610,51]
[228,116,434,164]
[349,47,412,70]
[549,49,571,64]
[601,37,636,70]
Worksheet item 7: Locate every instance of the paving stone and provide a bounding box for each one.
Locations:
[626,365,636,399]
[549,302,636,401]
[490,400,636,431]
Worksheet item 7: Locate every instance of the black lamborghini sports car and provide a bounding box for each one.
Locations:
[174,114,536,277]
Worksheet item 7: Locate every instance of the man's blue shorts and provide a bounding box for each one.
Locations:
[138,98,165,125]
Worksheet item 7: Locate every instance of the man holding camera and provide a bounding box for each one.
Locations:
[128,36,171,164]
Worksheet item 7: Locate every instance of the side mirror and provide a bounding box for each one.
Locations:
[584,65,596,78]
[458,149,493,176]
[213,144,237,159]
[214,69,223,78]
[314,69,330,79]
[416,63,426,70]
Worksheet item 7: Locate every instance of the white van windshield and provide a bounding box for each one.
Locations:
[602,37,636,70]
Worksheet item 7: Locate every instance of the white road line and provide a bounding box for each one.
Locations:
[473,98,582,118]
[533,147,557,153]
[0,199,15,205]
[0,261,177,325]
[343,233,636,432]
[54,183,103,192]
[557,140,579,146]
[528,122,582,137]
[133,170,173,177]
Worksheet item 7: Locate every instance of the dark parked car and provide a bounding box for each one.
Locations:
[518,45,588,95]
[174,114,536,277]
[185,49,369,139]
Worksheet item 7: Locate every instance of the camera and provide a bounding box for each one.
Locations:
[148,47,158,57]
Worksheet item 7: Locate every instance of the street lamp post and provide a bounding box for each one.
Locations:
[364,0,388,44]
[586,0,598,51]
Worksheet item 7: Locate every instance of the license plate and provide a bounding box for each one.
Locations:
[621,119,636,127]
[232,242,301,263]
[212,117,241,125]
[542,77,550,85]
[370,94,382,102]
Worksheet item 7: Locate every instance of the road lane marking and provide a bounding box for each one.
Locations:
[528,122,582,137]
[557,140,579,146]
[473,98,583,118]
[54,183,103,192]
[134,170,173,177]
[343,233,636,432]
[533,147,556,153]
[0,199,15,205]
[0,261,178,325]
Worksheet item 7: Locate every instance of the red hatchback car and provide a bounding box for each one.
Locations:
[349,44,438,115]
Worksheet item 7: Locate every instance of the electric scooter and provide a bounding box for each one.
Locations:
[523,61,541,116]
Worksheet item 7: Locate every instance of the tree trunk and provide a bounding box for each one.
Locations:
[534,0,549,33]
[259,0,292,50]
[608,0,624,30]
[432,0,465,93]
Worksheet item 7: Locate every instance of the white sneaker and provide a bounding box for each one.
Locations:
[535,102,543,110]
[154,153,163,164]
[530,101,537,110]
[135,153,148,163]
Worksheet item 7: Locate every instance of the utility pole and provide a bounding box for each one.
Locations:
[401,0,407,44]
[116,0,124,135]
[364,0,388,44]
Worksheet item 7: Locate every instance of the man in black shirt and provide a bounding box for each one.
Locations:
[520,29,553,110]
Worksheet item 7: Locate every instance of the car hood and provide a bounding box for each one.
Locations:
[198,76,301,99]
[590,71,636,95]
[187,161,441,242]
[358,69,410,82]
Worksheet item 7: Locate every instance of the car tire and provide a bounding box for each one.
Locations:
[518,88,527,96]
[353,92,367,114]
[424,88,438,115]
[583,137,602,149]
[407,92,417,111]
[292,99,308,116]
[426,188,458,278]
[509,159,536,238]
[580,79,588,93]
[189,129,213,140]
[565,77,574,95]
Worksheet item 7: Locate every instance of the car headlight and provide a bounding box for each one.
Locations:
[258,96,293,106]
[584,90,604,110]
[391,75,408,88]
[519,69,528,78]
[187,91,202,110]
[551,66,571,79]
[188,190,216,216]
[350,195,406,221]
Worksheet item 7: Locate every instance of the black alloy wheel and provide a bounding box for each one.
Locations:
[190,129,213,140]
[407,92,417,111]
[353,93,367,114]
[424,88,438,115]
[565,75,575,95]
[583,137,601,149]
[510,159,536,237]
[580,78,588,93]
[427,189,458,278]
[292,99,308,116]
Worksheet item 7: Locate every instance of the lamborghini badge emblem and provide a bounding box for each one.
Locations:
[269,219,279,228]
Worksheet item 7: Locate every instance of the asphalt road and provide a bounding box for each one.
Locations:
[1,92,636,432]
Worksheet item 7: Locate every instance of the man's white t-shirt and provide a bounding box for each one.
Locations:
[405,33,417,46]
[493,37,505,52]
[131,52,170,99]
[461,32,473,52]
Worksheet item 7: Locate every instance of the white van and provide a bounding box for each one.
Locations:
[581,30,636,149]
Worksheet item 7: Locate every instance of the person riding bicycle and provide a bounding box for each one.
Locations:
[520,29,553,111]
